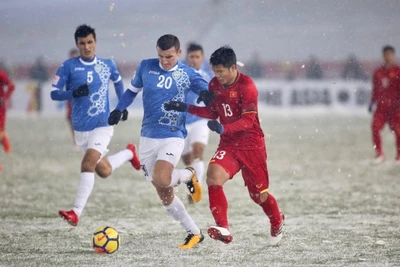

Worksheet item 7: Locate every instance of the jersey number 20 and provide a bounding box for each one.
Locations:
[157,75,172,89]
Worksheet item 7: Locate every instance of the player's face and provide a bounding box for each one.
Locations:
[212,64,237,86]
[187,50,204,70]
[76,34,96,60]
[157,46,182,70]
[383,51,395,66]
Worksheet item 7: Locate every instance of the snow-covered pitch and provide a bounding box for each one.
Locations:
[1,115,399,267]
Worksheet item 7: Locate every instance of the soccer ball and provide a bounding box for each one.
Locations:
[92,226,120,254]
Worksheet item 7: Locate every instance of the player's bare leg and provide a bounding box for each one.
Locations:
[95,144,140,178]
[152,160,203,249]
[0,131,11,154]
[206,163,233,244]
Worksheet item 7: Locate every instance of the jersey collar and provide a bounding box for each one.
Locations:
[159,62,179,72]
[79,56,97,66]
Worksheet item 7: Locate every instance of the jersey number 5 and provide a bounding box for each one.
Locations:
[222,103,233,117]
[87,71,93,84]
[157,75,172,89]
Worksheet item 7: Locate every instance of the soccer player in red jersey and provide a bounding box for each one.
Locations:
[165,46,284,245]
[369,45,400,164]
[0,68,15,158]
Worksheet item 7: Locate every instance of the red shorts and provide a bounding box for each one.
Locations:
[372,108,400,131]
[209,146,269,202]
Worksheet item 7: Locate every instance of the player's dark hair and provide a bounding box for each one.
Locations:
[187,43,204,54]
[157,34,180,51]
[209,46,237,68]
[383,45,395,54]
[74,24,96,43]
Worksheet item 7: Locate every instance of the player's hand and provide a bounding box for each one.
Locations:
[121,109,129,121]
[197,91,215,106]
[164,101,188,112]
[207,120,224,134]
[72,84,89,98]
[108,109,122,125]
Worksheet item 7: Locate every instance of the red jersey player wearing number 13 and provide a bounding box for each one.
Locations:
[164,46,284,246]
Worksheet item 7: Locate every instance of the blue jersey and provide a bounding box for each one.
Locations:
[129,59,208,139]
[52,56,123,131]
[185,68,213,124]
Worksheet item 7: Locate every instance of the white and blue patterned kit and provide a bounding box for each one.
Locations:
[129,59,209,139]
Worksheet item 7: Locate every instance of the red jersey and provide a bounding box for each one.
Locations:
[371,65,400,111]
[189,72,265,150]
[0,70,15,102]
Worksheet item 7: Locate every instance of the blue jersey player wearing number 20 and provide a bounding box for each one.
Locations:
[108,34,209,249]
[51,24,141,227]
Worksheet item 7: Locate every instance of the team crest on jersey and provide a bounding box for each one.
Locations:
[94,64,103,73]
[172,70,181,80]
[230,91,238,98]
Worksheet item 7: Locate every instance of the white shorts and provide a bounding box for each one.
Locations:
[74,126,114,157]
[139,137,184,182]
[182,119,210,155]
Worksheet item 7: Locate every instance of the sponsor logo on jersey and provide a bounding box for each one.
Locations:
[94,64,103,73]
[74,67,85,71]
[52,75,60,85]
[149,70,160,75]
[172,70,181,80]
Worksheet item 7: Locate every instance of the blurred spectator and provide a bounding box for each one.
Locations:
[244,52,264,78]
[342,54,368,80]
[28,56,49,115]
[306,55,323,79]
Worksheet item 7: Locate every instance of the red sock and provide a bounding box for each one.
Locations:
[208,185,229,229]
[260,193,282,228]
[372,130,383,156]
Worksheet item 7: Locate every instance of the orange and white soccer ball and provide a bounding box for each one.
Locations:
[92,226,120,254]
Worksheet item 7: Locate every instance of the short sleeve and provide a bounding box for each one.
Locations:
[189,70,209,95]
[128,61,144,93]
[241,78,258,113]
[109,60,122,83]
[52,62,69,90]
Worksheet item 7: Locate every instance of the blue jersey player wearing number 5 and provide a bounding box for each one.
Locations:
[108,34,209,249]
[51,24,141,227]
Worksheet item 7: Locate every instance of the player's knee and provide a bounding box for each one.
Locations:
[192,144,204,160]
[81,160,96,173]
[152,174,171,188]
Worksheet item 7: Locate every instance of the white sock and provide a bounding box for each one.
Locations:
[169,169,192,187]
[108,149,132,172]
[165,196,200,235]
[72,172,95,217]
[190,159,205,184]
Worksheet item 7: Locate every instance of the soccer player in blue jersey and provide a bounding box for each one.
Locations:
[108,34,209,249]
[50,24,141,226]
[182,43,213,203]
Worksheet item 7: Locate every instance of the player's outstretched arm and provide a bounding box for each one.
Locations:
[108,89,137,125]
[164,101,218,119]
[50,84,89,101]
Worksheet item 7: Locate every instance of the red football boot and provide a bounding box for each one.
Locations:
[207,226,233,244]
[59,210,79,226]
[126,143,141,170]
